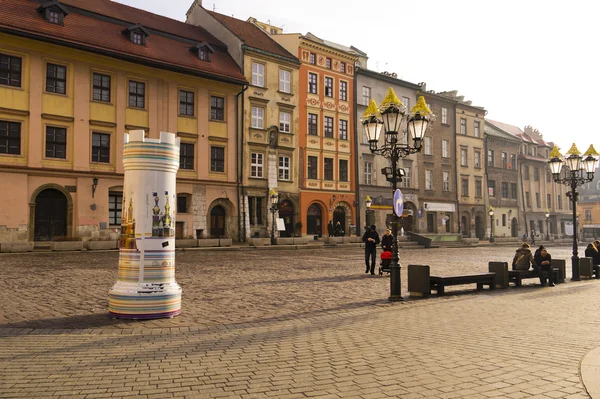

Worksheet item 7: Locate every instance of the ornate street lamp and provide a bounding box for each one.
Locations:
[365,195,372,228]
[548,144,599,280]
[489,206,495,243]
[545,209,550,241]
[362,89,433,301]
[269,188,278,245]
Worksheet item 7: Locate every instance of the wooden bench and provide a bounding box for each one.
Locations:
[430,273,496,295]
[508,268,560,287]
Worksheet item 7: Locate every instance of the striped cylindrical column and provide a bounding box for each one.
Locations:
[108,130,182,319]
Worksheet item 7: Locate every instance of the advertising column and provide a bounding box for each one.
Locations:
[108,130,182,319]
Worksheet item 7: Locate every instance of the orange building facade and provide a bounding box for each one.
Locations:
[273,33,360,236]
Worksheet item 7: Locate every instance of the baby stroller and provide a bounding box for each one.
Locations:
[379,250,392,276]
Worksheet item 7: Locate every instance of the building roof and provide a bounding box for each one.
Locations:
[207,10,298,62]
[304,32,363,57]
[0,0,246,84]
[357,68,421,90]
[487,119,554,148]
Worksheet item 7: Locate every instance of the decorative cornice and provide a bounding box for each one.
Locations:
[0,107,29,116]
[207,135,228,142]
[125,124,148,132]
[177,132,198,139]
[41,113,74,122]
[89,119,117,128]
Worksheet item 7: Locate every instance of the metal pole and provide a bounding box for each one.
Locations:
[489,215,494,243]
[546,218,550,241]
[389,150,402,301]
[271,206,276,245]
[571,179,580,281]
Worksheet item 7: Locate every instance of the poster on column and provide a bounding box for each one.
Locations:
[276,218,286,231]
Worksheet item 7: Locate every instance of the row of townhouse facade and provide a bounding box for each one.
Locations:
[0,0,577,243]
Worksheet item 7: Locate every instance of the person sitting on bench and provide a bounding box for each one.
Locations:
[512,243,534,270]
[533,246,555,287]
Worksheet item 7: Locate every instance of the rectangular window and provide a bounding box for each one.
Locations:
[339,159,348,182]
[251,152,264,178]
[402,166,411,188]
[0,121,20,155]
[510,154,517,170]
[128,80,145,108]
[279,69,291,93]
[425,169,433,190]
[546,170,551,183]
[46,63,66,94]
[535,192,541,208]
[510,183,517,199]
[279,111,291,133]
[531,147,537,157]
[487,150,494,167]
[309,53,316,64]
[91,132,110,163]
[326,57,331,69]
[424,136,432,155]
[210,96,225,121]
[177,195,188,213]
[339,81,347,101]
[325,77,333,97]
[210,146,224,172]
[443,171,450,191]
[251,107,264,129]
[48,10,61,25]
[534,167,540,181]
[441,107,448,124]
[474,150,481,169]
[324,116,334,138]
[252,62,264,86]
[340,61,346,73]
[108,192,122,226]
[324,158,334,180]
[442,139,449,158]
[308,73,317,94]
[45,126,66,159]
[547,194,552,209]
[364,161,372,185]
[339,119,348,140]
[0,53,22,87]
[92,72,111,102]
[460,118,466,135]
[502,214,506,227]
[488,179,495,197]
[307,156,318,179]
[462,178,469,196]
[362,86,371,106]
[474,120,480,137]
[249,197,264,226]
[278,155,290,180]
[475,179,482,198]
[402,97,410,110]
[460,148,468,166]
[558,195,562,210]
[526,192,531,207]
[585,209,593,221]
[308,113,318,135]
[524,165,530,180]
[501,182,509,198]
[180,143,195,170]
[179,90,194,116]
[501,152,508,168]
[131,32,143,45]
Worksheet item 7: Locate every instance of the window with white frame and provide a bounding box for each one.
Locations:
[339,119,348,140]
[474,120,480,137]
[424,136,432,155]
[585,209,593,221]
[474,150,481,168]
[401,166,411,188]
[442,139,449,158]
[278,155,290,180]
[425,169,433,190]
[251,152,264,178]
[441,107,448,124]
[460,148,468,166]
[443,171,450,191]
[402,97,410,110]
[251,107,264,129]
[460,118,466,135]
[364,161,373,185]
[279,69,291,93]
[252,62,264,86]
[362,86,371,106]
[279,111,291,133]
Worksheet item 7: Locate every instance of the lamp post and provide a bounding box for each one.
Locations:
[545,209,550,241]
[488,206,494,243]
[365,195,372,227]
[548,144,598,281]
[362,89,432,301]
[269,188,278,245]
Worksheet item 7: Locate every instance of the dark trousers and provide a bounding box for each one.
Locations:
[365,247,376,273]
[538,265,554,285]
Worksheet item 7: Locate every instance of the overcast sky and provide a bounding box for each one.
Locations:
[117,0,599,154]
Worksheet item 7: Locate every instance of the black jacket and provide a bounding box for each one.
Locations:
[381,233,394,251]
[585,244,600,265]
[534,252,552,268]
[362,229,380,249]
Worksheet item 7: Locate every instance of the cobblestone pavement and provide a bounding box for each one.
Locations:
[0,246,598,398]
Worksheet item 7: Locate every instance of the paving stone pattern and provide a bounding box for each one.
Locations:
[0,246,597,398]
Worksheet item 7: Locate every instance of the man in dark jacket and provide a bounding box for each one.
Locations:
[362,225,380,275]
[533,246,554,286]
[327,221,334,237]
[585,241,600,278]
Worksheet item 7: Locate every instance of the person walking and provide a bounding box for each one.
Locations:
[534,246,554,286]
[512,243,534,270]
[362,224,380,275]
[381,228,394,252]
[327,220,334,237]
[530,229,536,245]
[334,221,343,237]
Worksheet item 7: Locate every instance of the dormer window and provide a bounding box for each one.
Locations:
[122,24,150,46]
[37,1,69,26]
[131,31,143,45]
[190,42,215,63]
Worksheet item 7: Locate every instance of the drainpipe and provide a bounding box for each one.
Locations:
[236,83,249,242]
[484,133,490,238]
[353,68,361,236]
[519,159,528,238]
[453,104,460,236]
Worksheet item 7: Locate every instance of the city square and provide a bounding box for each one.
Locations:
[1,245,600,398]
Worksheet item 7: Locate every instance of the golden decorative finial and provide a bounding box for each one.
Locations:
[379,87,403,109]
[549,145,562,158]
[566,143,581,156]
[363,99,380,118]
[584,144,599,157]
[365,195,372,202]
[269,188,277,196]
[410,96,433,116]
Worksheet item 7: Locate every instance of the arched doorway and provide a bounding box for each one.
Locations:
[278,200,294,237]
[34,189,67,241]
[307,203,322,237]
[511,217,518,237]
[333,206,346,236]
[210,206,226,238]
[475,215,484,239]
